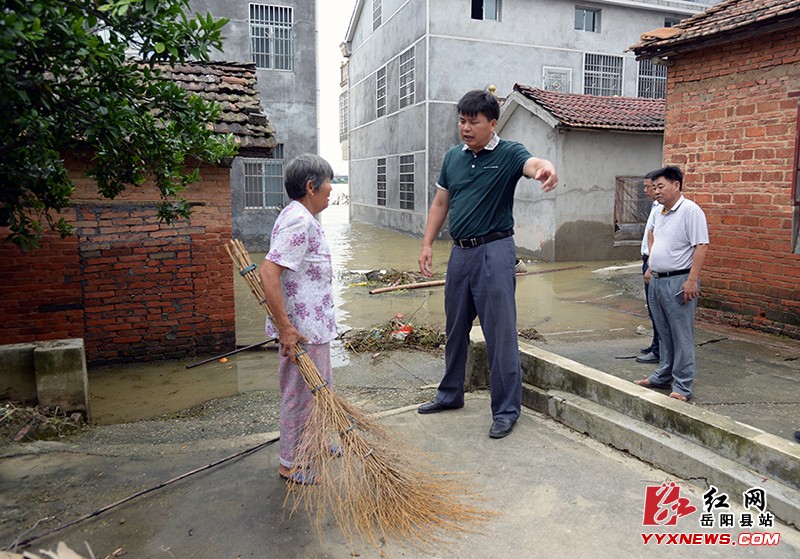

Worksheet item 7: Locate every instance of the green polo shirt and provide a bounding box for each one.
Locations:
[437,136,532,240]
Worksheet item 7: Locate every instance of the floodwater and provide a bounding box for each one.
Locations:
[89,188,648,424]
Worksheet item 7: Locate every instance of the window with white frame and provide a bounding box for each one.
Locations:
[399,154,415,210]
[244,145,285,209]
[250,4,293,71]
[377,158,387,206]
[376,66,387,118]
[339,90,349,142]
[664,17,682,28]
[575,7,600,32]
[637,59,667,99]
[584,53,623,96]
[471,0,500,21]
[373,0,382,31]
[543,67,572,93]
[399,47,415,109]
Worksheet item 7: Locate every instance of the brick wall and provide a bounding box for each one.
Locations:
[661,28,800,339]
[0,153,236,365]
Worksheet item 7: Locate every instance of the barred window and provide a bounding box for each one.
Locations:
[377,157,387,207]
[376,66,387,118]
[244,145,284,209]
[584,53,623,96]
[399,47,415,109]
[399,154,415,210]
[373,0,382,31]
[575,7,600,32]
[638,59,667,99]
[339,90,349,142]
[250,4,293,71]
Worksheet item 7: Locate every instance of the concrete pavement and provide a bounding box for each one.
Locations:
[7,394,800,558]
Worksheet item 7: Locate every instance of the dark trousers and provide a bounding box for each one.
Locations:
[437,236,521,421]
[642,256,660,357]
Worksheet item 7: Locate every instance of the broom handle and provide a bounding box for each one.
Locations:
[226,240,327,389]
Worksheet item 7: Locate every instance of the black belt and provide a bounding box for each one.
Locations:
[453,229,513,249]
[651,268,691,278]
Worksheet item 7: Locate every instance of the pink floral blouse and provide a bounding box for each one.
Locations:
[264,201,336,344]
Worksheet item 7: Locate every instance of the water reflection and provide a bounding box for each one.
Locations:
[90,198,647,424]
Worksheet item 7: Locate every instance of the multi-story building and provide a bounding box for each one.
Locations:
[340,0,718,242]
[189,0,319,249]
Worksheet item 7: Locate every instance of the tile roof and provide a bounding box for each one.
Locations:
[156,61,275,153]
[512,85,665,132]
[631,0,800,58]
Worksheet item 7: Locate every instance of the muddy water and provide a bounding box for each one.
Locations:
[89,195,648,424]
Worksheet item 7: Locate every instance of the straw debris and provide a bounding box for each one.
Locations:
[343,317,445,354]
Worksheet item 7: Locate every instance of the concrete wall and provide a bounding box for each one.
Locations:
[345,0,715,244]
[190,0,319,250]
[660,25,800,338]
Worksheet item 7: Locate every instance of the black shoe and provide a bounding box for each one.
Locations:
[640,346,653,354]
[417,400,462,414]
[489,418,516,439]
[794,431,800,443]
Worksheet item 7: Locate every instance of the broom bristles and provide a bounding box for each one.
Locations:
[227,239,492,550]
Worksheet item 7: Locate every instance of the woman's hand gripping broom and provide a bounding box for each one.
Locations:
[226,239,490,550]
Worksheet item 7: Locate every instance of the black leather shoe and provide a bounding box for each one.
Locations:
[489,418,516,439]
[417,400,462,414]
[640,346,653,354]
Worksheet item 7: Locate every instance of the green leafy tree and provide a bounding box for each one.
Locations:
[0,0,237,251]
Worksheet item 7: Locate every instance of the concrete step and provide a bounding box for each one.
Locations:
[522,382,800,528]
[464,330,800,528]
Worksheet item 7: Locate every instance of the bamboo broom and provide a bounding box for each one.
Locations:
[226,239,489,550]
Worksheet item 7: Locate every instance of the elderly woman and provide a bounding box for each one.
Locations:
[259,154,337,484]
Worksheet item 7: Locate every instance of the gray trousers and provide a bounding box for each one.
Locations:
[647,274,698,397]
[436,236,521,421]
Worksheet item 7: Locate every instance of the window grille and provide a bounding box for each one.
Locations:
[244,145,284,209]
[638,59,667,99]
[376,66,387,117]
[584,53,623,96]
[249,4,293,71]
[399,47,415,109]
[377,158,387,207]
[373,0,382,30]
[399,154,415,210]
[339,91,349,142]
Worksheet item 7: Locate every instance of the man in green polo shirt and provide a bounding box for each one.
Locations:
[417,89,558,439]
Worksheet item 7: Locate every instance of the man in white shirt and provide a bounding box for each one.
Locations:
[634,166,709,401]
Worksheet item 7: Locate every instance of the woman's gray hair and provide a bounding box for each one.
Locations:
[284,153,334,200]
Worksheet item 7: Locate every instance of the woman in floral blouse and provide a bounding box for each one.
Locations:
[259,154,337,484]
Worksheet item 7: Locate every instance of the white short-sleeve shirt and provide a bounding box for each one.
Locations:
[648,196,709,274]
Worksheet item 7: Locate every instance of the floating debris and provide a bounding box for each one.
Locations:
[343,316,446,353]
